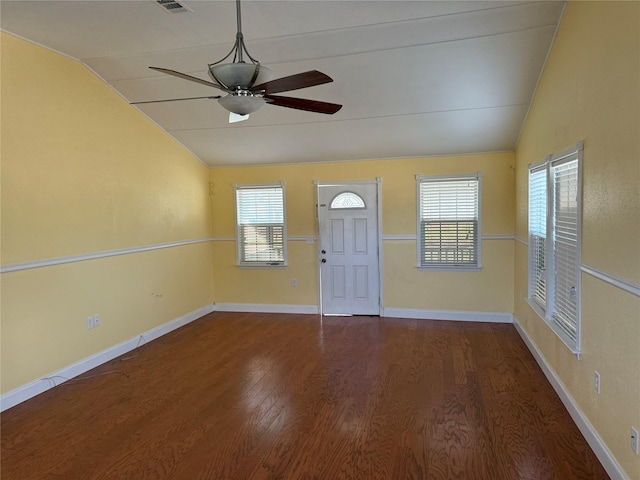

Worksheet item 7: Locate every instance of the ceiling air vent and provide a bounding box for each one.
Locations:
[155,0,192,14]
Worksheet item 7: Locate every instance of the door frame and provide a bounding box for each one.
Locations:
[314,178,384,316]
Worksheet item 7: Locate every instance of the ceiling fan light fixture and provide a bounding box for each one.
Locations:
[218,93,266,115]
[208,63,273,90]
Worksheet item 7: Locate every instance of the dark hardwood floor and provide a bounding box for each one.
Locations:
[1,312,609,479]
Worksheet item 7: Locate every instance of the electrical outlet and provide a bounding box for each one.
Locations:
[86,316,94,330]
[93,314,100,328]
[632,427,639,455]
[594,371,600,394]
[291,279,297,287]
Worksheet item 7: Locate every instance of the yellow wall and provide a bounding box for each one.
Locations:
[514,2,640,477]
[4,4,637,475]
[210,153,515,313]
[0,32,515,398]
[0,34,215,393]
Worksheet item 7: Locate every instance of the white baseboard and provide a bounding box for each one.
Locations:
[215,305,511,323]
[0,303,215,412]
[213,303,319,315]
[382,307,514,324]
[513,316,628,480]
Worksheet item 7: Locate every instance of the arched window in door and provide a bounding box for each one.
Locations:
[329,191,365,210]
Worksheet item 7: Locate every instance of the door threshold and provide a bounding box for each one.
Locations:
[323,313,353,317]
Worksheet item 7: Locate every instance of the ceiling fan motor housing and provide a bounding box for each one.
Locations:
[208,63,273,91]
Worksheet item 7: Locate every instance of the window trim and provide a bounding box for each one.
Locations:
[527,141,583,355]
[234,182,288,268]
[415,173,483,271]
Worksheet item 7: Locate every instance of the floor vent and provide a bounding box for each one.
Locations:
[155,0,192,14]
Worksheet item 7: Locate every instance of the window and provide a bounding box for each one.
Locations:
[528,166,547,309]
[235,183,286,266]
[416,173,481,269]
[527,142,582,353]
[330,192,365,209]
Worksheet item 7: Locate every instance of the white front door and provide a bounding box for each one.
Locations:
[317,182,380,315]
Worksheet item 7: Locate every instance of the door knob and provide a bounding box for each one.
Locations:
[321,258,326,263]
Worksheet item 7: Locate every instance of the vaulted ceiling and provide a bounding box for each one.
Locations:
[1,1,564,167]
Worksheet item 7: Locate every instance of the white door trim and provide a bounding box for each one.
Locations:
[314,179,383,315]
[375,178,384,313]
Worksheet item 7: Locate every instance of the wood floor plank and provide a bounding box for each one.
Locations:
[1,313,609,479]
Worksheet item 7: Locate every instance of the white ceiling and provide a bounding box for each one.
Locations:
[1,0,565,167]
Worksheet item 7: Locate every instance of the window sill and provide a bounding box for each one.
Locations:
[525,297,580,357]
[548,321,580,357]
[237,264,287,270]
[417,265,482,272]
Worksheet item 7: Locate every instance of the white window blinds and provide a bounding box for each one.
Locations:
[551,157,580,343]
[527,142,582,354]
[235,184,286,266]
[417,175,480,268]
[528,166,547,309]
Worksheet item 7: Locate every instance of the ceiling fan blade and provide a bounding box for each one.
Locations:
[251,70,333,95]
[264,95,342,115]
[149,67,225,91]
[130,95,221,105]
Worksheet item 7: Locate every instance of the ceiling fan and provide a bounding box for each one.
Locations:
[132,0,342,123]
